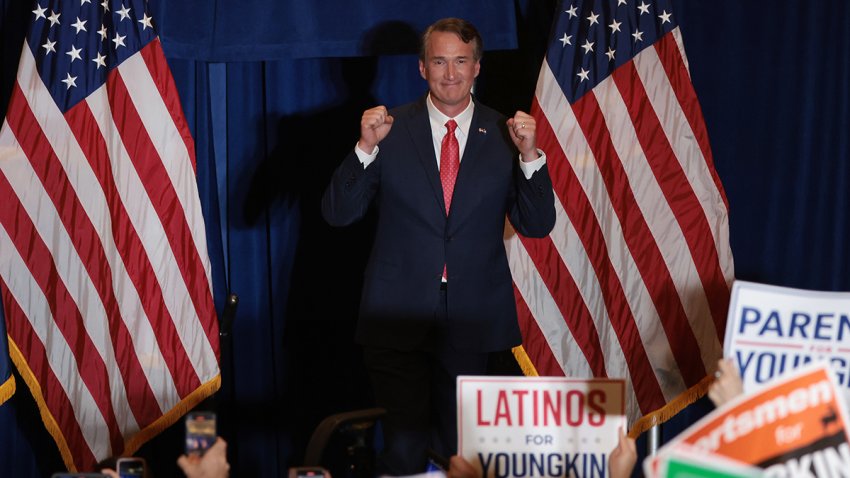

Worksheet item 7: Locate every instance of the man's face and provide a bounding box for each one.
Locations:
[419,31,480,117]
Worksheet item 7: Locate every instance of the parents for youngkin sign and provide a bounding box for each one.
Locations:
[724,280,850,403]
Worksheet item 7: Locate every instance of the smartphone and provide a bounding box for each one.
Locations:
[116,457,145,478]
[426,448,449,472]
[185,411,217,456]
[287,467,331,478]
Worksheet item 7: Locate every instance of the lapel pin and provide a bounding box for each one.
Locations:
[478,127,487,134]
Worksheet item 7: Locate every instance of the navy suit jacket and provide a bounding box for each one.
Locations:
[322,97,556,352]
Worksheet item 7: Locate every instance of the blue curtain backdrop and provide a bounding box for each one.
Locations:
[2,0,850,476]
[149,0,519,60]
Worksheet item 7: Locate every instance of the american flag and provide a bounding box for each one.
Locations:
[0,0,219,470]
[508,0,734,432]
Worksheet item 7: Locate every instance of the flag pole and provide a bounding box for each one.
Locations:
[647,423,661,456]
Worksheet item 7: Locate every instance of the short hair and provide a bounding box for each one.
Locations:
[420,18,483,61]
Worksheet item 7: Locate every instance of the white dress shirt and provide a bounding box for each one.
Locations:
[355,94,546,179]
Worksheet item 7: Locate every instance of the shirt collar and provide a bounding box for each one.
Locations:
[426,93,474,137]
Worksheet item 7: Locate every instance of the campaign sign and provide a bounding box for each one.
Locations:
[724,280,850,402]
[457,376,625,478]
[662,455,762,478]
[648,445,763,478]
[657,363,850,476]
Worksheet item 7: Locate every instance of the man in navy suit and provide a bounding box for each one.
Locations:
[322,18,556,475]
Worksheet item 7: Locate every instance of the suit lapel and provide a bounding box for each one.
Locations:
[405,98,447,215]
[449,103,490,224]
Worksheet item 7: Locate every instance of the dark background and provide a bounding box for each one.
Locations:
[1,0,849,476]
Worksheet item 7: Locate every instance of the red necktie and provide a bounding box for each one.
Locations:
[440,119,460,214]
[441,119,459,281]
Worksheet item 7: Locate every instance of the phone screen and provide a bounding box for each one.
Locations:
[185,411,217,456]
[116,458,145,478]
[287,467,330,478]
[426,448,448,472]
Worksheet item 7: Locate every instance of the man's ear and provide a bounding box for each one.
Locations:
[419,60,427,80]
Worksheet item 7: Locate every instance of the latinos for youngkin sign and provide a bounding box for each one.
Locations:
[457,376,625,478]
[724,280,850,404]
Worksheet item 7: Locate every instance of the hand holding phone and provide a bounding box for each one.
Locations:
[185,411,217,456]
[177,437,230,478]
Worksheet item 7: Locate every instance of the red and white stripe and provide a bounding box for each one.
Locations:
[0,39,218,470]
[510,28,733,429]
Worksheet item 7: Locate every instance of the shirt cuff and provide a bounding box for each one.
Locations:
[518,149,547,180]
[354,143,379,169]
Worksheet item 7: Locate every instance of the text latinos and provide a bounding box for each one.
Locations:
[476,388,607,427]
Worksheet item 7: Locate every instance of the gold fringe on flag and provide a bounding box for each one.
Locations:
[0,370,15,406]
[512,344,712,439]
[8,339,75,470]
[8,337,221,472]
